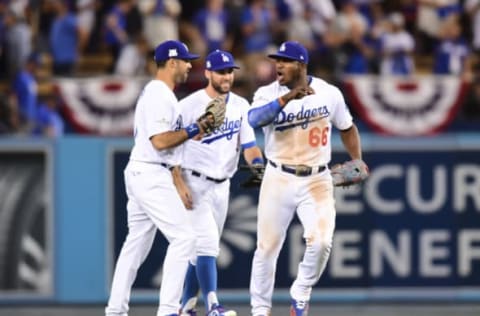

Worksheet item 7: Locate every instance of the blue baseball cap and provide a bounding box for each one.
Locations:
[268,41,309,64]
[154,40,199,62]
[205,50,239,71]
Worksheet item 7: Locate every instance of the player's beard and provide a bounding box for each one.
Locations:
[174,63,190,84]
[176,70,189,84]
[211,78,232,95]
[285,66,303,90]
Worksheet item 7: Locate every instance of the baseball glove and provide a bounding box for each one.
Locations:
[331,159,369,187]
[197,96,226,134]
[239,163,265,188]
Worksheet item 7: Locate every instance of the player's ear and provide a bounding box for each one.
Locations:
[204,69,211,81]
[167,58,177,69]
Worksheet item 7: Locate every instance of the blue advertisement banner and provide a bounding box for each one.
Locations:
[111,147,480,293]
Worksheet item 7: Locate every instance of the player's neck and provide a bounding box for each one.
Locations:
[155,71,175,91]
[286,74,309,90]
[205,86,226,99]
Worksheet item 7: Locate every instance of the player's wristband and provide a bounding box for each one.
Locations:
[185,123,200,139]
[252,157,264,165]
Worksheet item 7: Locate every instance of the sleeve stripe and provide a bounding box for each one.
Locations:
[241,141,257,149]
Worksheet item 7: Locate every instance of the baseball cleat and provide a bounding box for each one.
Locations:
[179,309,197,316]
[290,299,309,316]
[206,303,236,316]
[224,310,237,316]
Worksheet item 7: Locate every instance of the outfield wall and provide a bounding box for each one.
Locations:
[0,134,479,304]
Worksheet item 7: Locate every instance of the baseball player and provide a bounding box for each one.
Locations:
[247,41,366,316]
[105,40,207,316]
[175,50,264,316]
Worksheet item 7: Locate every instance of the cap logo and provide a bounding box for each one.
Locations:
[221,54,230,62]
[206,61,211,68]
[168,49,178,57]
[279,43,286,52]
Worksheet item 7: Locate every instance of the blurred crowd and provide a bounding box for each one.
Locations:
[1,0,480,137]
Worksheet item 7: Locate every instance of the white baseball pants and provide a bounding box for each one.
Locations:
[250,164,335,316]
[182,170,230,262]
[106,161,195,316]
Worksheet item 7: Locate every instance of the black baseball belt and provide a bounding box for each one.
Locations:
[133,160,174,170]
[160,162,174,170]
[189,170,227,183]
[268,160,326,177]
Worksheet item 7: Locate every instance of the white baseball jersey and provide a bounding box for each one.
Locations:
[179,90,256,179]
[251,76,353,166]
[107,78,195,316]
[250,76,349,315]
[129,79,183,166]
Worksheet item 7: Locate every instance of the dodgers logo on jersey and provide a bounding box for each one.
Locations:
[274,105,329,131]
[201,117,242,144]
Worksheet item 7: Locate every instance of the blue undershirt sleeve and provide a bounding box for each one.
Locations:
[248,99,282,128]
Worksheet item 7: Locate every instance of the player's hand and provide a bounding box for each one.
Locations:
[240,163,265,188]
[281,85,315,104]
[176,182,193,210]
[191,133,203,141]
[191,123,206,141]
[171,166,194,210]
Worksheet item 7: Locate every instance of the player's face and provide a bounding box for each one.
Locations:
[207,68,235,94]
[173,59,193,84]
[274,58,303,87]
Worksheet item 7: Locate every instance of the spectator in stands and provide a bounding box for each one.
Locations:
[125,1,143,39]
[281,0,337,75]
[464,0,480,53]
[433,15,473,81]
[241,0,279,55]
[462,74,480,120]
[49,0,88,76]
[114,34,149,76]
[282,0,335,51]
[33,94,65,138]
[36,0,56,54]
[379,12,415,76]
[0,1,7,80]
[395,0,418,35]
[324,0,373,75]
[12,53,40,133]
[365,1,388,73]
[240,0,280,89]
[192,0,233,53]
[351,0,383,27]
[416,0,461,54]
[139,0,181,54]
[0,92,18,134]
[76,0,99,53]
[282,0,316,51]
[8,0,29,19]
[104,0,134,72]
[2,8,32,80]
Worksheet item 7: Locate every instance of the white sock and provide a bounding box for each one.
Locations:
[182,297,198,312]
[207,291,219,310]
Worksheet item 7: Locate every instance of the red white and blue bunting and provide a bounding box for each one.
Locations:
[343,75,469,136]
[55,76,149,135]
[55,75,469,136]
